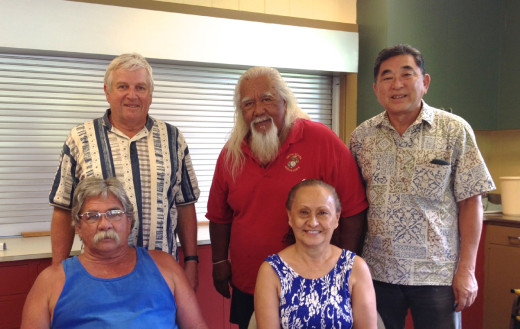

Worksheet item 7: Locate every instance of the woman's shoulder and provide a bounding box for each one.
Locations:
[265,247,298,275]
[265,253,281,263]
[274,245,295,260]
[341,248,356,260]
[349,253,372,284]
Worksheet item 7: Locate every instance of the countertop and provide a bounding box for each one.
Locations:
[2,216,519,263]
[0,235,83,262]
[484,213,520,227]
[0,223,210,263]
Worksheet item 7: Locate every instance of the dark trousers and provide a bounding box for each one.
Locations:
[373,280,461,329]
[230,286,254,329]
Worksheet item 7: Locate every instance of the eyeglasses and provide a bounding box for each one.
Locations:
[78,209,127,224]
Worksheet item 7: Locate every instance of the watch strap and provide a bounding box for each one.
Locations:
[184,255,199,263]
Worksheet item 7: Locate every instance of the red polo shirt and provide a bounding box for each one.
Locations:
[206,119,367,294]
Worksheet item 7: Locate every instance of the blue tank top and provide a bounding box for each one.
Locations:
[51,247,178,329]
[266,249,355,329]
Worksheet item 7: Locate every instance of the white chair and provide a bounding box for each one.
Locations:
[377,312,386,329]
[247,312,257,329]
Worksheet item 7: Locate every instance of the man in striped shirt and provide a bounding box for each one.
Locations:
[49,53,201,289]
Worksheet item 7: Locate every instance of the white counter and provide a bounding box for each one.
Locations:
[0,235,83,262]
[0,223,210,263]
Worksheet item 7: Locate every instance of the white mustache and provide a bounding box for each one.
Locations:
[251,116,272,125]
[93,229,121,244]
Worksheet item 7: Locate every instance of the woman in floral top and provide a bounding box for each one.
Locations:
[254,179,377,329]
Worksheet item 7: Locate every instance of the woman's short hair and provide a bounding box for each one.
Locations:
[71,177,134,227]
[283,179,341,245]
[285,179,341,214]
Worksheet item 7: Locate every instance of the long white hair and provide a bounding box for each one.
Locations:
[225,67,309,180]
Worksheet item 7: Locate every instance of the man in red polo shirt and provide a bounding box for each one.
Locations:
[206,66,368,329]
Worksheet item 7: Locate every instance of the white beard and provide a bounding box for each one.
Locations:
[250,117,280,165]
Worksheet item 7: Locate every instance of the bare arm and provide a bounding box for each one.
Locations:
[21,274,52,329]
[151,251,208,329]
[21,265,65,329]
[209,221,232,298]
[176,203,199,291]
[254,261,282,329]
[51,207,75,264]
[453,194,483,312]
[334,209,367,254]
[350,256,377,329]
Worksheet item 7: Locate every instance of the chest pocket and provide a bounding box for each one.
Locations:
[411,150,452,201]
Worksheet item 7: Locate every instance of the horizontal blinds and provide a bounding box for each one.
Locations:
[0,53,332,236]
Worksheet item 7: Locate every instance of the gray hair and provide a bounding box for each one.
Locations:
[71,177,134,227]
[282,179,341,245]
[104,53,154,93]
[285,179,341,214]
[225,67,310,179]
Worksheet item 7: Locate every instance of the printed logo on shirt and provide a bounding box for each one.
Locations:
[285,153,302,172]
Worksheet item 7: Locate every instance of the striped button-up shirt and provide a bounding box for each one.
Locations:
[50,110,200,258]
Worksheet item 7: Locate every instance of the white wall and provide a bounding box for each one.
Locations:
[0,0,358,72]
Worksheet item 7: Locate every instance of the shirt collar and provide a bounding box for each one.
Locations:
[283,118,305,146]
[375,100,434,129]
[419,101,435,126]
[102,109,155,132]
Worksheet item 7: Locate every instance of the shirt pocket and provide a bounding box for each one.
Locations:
[410,150,452,202]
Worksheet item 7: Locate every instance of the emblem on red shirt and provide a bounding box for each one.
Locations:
[285,153,302,172]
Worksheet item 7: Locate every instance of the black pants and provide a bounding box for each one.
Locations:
[230,286,254,329]
[373,280,461,329]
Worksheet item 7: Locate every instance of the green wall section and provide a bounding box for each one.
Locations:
[357,0,388,125]
[498,0,520,130]
[357,0,519,130]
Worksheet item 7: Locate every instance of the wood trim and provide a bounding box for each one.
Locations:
[21,231,51,238]
[338,73,358,143]
[66,0,358,32]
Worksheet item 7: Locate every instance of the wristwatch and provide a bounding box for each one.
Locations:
[184,255,199,263]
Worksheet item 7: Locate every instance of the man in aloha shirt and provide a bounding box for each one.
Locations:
[349,44,495,329]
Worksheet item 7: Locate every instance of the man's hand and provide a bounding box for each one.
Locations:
[454,195,482,312]
[452,267,478,312]
[183,260,199,291]
[212,260,231,298]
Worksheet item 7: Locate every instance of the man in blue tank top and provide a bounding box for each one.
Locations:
[21,177,208,329]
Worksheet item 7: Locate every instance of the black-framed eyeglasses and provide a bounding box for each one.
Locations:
[78,209,127,224]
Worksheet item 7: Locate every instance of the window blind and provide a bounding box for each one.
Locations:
[0,53,333,236]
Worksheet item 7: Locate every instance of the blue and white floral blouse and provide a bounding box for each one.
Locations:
[266,249,355,329]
